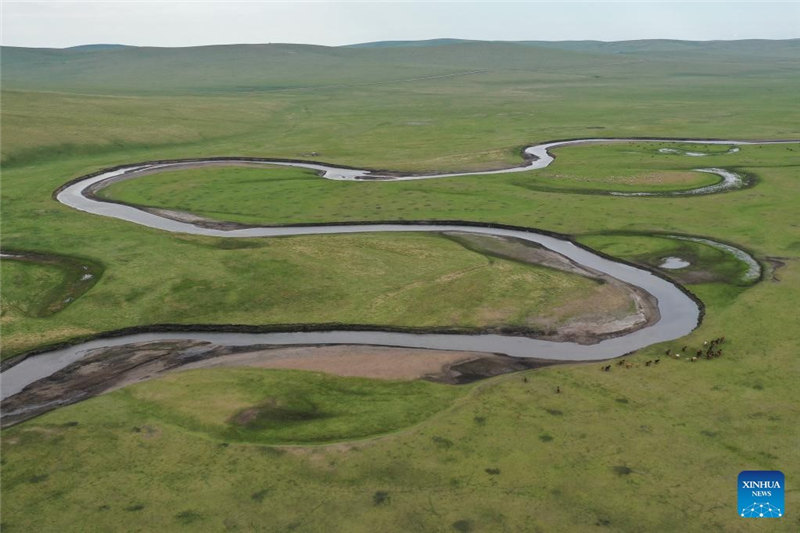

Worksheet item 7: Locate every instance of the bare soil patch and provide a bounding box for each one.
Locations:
[765,256,789,282]
[1,341,556,428]
[445,232,660,343]
[179,344,480,380]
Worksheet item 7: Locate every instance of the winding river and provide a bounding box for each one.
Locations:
[3,138,795,400]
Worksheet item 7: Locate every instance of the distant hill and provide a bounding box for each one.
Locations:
[0,41,615,95]
[2,39,798,95]
[66,44,133,51]
[514,39,800,59]
[348,38,800,58]
[345,38,479,48]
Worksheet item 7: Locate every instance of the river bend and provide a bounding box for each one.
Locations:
[9,137,796,399]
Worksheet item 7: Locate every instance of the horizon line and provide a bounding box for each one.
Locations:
[4,36,800,50]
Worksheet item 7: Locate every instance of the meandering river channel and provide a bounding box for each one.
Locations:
[4,138,795,400]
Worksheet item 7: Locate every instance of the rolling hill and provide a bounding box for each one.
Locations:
[2,39,798,95]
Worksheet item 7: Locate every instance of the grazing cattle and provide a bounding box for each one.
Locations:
[691,356,697,362]
[665,349,670,356]
[602,365,612,372]
[556,386,561,394]
[523,377,528,383]
[681,346,687,352]
[645,361,652,367]
[625,362,633,369]
[654,359,660,364]
[617,360,625,366]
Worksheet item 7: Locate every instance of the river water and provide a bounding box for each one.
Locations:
[9,137,795,399]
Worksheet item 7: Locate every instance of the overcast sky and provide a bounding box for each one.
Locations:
[2,1,799,48]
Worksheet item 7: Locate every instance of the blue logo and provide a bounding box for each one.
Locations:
[738,470,784,518]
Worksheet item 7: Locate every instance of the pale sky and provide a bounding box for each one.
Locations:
[2,1,799,48]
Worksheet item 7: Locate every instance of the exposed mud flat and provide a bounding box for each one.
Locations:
[765,256,789,282]
[444,232,660,344]
[143,206,253,230]
[1,340,233,427]
[177,344,555,384]
[0,341,556,427]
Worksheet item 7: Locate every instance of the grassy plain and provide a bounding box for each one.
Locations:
[1,261,66,318]
[110,368,467,445]
[1,253,102,318]
[99,142,793,224]
[3,42,800,169]
[1,41,799,531]
[0,230,622,357]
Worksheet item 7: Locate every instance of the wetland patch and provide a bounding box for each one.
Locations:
[0,250,103,317]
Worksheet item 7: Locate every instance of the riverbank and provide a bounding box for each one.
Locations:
[1,341,561,427]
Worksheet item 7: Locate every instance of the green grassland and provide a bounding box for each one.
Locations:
[2,41,799,531]
[1,252,103,331]
[2,269,798,531]
[577,233,756,287]
[44,368,466,446]
[1,261,67,318]
[3,42,799,170]
[1,231,615,356]
[98,143,796,227]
